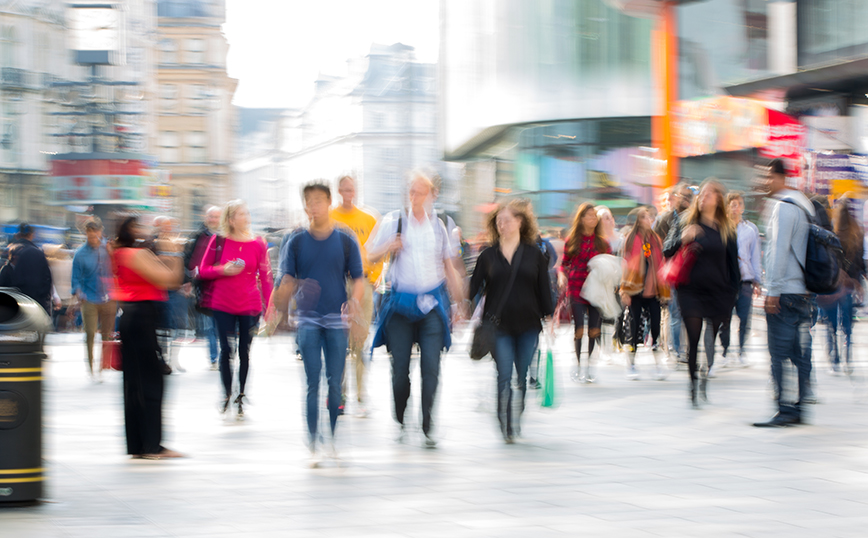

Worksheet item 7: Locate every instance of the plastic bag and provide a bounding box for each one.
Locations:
[541,346,555,408]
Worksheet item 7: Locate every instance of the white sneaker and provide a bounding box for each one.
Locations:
[626,365,639,381]
[736,352,749,368]
[707,365,718,378]
[308,446,321,469]
[654,364,668,381]
[586,367,597,384]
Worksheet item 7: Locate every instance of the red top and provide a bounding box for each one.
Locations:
[198,236,273,316]
[112,248,168,302]
[561,234,609,305]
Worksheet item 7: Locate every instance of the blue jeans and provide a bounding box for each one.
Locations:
[734,283,754,353]
[198,312,218,362]
[494,330,538,438]
[297,325,346,444]
[385,311,444,435]
[766,294,813,419]
[821,291,854,367]
[669,289,683,356]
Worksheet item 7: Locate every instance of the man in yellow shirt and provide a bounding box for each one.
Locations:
[330,175,381,417]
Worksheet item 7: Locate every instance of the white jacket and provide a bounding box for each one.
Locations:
[580,254,623,319]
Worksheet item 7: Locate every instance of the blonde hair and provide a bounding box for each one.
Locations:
[486,199,540,246]
[219,199,252,238]
[682,179,735,244]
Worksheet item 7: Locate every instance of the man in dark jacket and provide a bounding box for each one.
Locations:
[9,223,53,313]
[183,205,221,369]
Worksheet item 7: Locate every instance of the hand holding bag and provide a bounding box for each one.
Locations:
[470,246,523,360]
[660,242,698,288]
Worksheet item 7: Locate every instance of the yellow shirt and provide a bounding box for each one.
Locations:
[330,205,382,285]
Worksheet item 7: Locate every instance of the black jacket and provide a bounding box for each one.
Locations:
[469,242,554,335]
[8,239,53,312]
[183,224,214,284]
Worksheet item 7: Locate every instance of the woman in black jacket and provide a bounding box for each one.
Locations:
[469,200,554,443]
[664,179,740,408]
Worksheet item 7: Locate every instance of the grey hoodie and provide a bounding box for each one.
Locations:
[763,188,814,297]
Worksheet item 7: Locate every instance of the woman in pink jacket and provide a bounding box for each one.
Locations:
[199,200,273,418]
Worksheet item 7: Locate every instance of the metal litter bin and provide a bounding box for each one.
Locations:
[0,288,51,504]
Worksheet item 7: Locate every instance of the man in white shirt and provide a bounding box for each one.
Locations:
[367,173,466,448]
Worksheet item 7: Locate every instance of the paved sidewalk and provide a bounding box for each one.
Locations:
[3,320,868,537]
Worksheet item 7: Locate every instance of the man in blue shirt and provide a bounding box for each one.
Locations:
[272,182,365,467]
[71,218,116,379]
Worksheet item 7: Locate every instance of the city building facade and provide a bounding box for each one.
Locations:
[235,43,457,232]
[156,0,236,229]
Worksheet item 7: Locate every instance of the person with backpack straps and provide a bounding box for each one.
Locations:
[366,172,467,449]
[754,159,817,428]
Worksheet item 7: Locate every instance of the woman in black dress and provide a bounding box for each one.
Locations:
[663,180,740,407]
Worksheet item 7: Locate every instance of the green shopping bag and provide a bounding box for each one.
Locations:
[541,346,555,408]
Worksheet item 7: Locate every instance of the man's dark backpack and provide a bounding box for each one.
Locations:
[781,199,843,295]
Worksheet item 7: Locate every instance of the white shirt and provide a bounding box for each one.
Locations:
[367,209,457,294]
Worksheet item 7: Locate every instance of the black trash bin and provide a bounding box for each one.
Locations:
[0,288,51,504]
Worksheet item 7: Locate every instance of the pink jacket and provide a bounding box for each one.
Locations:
[198,235,273,316]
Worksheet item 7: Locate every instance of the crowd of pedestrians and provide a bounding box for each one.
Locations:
[4,157,866,464]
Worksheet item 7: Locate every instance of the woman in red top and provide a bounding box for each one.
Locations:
[561,203,610,382]
[198,200,273,418]
[112,216,184,460]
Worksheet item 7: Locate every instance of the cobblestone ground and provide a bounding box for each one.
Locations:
[3,316,868,537]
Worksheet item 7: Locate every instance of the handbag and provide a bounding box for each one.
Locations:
[194,236,225,316]
[470,245,523,360]
[101,336,122,371]
[660,242,698,288]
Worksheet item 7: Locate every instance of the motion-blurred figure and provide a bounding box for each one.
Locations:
[112,216,184,459]
[330,175,380,417]
[367,173,466,448]
[469,200,553,443]
[273,182,364,466]
[561,203,611,383]
[6,223,53,314]
[712,191,760,370]
[755,159,814,427]
[198,201,273,419]
[656,184,694,363]
[71,218,116,379]
[620,207,668,380]
[184,205,222,370]
[819,197,865,375]
[154,216,187,374]
[663,180,739,408]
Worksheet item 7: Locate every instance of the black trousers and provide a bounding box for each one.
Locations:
[630,295,661,350]
[120,301,165,455]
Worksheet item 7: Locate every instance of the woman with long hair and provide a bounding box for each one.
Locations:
[112,215,184,459]
[199,200,273,419]
[620,206,669,380]
[469,199,554,442]
[821,197,865,374]
[663,180,740,407]
[561,202,610,382]
[595,205,623,255]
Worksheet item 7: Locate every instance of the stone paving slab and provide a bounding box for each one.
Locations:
[2,320,868,537]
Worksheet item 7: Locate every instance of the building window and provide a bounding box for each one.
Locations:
[160,84,178,112]
[188,84,211,114]
[185,38,205,64]
[159,131,180,163]
[186,131,207,162]
[159,39,177,64]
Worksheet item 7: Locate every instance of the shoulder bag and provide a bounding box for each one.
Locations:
[470,245,523,360]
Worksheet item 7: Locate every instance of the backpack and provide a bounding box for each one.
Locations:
[781,199,843,295]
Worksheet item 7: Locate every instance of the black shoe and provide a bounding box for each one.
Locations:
[219,396,230,414]
[689,379,699,409]
[699,377,708,403]
[235,394,245,419]
[753,413,799,428]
